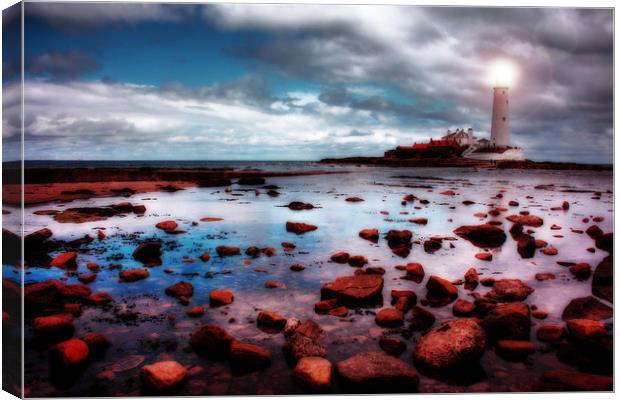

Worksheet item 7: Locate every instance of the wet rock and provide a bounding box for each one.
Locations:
[314,299,338,314]
[541,247,558,256]
[290,264,305,272]
[283,318,302,336]
[64,303,82,317]
[595,233,613,253]
[155,220,178,232]
[423,239,442,254]
[506,215,544,227]
[566,319,607,341]
[265,281,285,289]
[245,246,260,257]
[485,279,534,302]
[165,282,193,300]
[33,314,74,341]
[586,225,604,238]
[561,296,612,321]
[385,230,412,257]
[426,275,458,302]
[483,302,531,339]
[25,280,62,309]
[379,337,406,356]
[413,319,486,371]
[464,268,479,290]
[345,197,364,202]
[453,224,506,248]
[52,338,89,367]
[78,273,97,284]
[262,247,277,256]
[536,325,564,342]
[453,299,476,316]
[359,229,379,243]
[330,252,350,263]
[189,324,234,359]
[132,241,162,266]
[535,273,555,281]
[480,277,495,287]
[292,357,332,393]
[286,222,318,234]
[539,370,612,391]
[197,178,231,187]
[391,290,417,313]
[535,239,548,248]
[532,310,548,319]
[569,263,592,280]
[186,306,205,318]
[285,320,326,361]
[59,284,92,299]
[86,292,113,306]
[336,351,418,393]
[257,310,287,331]
[82,332,110,356]
[133,204,147,214]
[140,361,187,393]
[119,269,150,283]
[200,252,210,262]
[216,246,240,256]
[403,263,425,283]
[375,308,404,327]
[328,306,348,317]
[517,235,536,258]
[348,255,368,267]
[51,252,77,269]
[54,207,118,223]
[321,275,383,306]
[592,255,612,303]
[287,201,315,211]
[409,306,436,331]
[475,252,492,261]
[229,341,271,372]
[496,340,534,360]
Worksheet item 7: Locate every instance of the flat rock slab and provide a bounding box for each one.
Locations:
[453,224,507,248]
[336,351,418,393]
[321,275,383,306]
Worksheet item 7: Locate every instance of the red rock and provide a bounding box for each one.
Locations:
[566,319,607,341]
[540,370,612,391]
[287,201,315,210]
[453,224,507,248]
[200,252,210,262]
[385,230,412,252]
[348,255,368,267]
[410,306,436,331]
[595,232,613,253]
[282,242,296,250]
[508,200,519,207]
[403,263,425,283]
[391,290,416,312]
[292,357,332,393]
[423,239,442,254]
[480,277,495,287]
[517,235,536,258]
[483,302,531,339]
[569,262,591,279]
[265,281,285,289]
[51,252,78,269]
[245,246,260,257]
[536,325,564,342]
[189,324,234,359]
[535,273,555,281]
[52,338,89,367]
[586,225,603,238]
[286,222,318,234]
[426,275,458,300]
[209,289,234,306]
[375,308,404,327]
[535,239,548,248]
[132,241,162,266]
[284,320,326,361]
[186,306,205,318]
[496,340,534,360]
[379,337,406,356]
[262,247,277,256]
[33,314,74,340]
[328,306,348,317]
[464,268,479,290]
[336,352,418,392]
[86,262,100,271]
[550,224,562,230]
[165,282,193,299]
[97,230,106,241]
[257,310,287,331]
[64,303,81,317]
[321,275,383,306]
[345,197,364,202]
[453,299,476,316]
[77,273,97,284]
[409,218,428,225]
[541,247,558,256]
[486,279,534,302]
[314,299,338,313]
[359,229,379,242]
[216,246,240,256]
[290,263,305,271]
[155,220,178,232]
[59,284,92,299]
[562,296,612,321]
[593,216,604,222]
[475,252,492,261]
[506,215,544,227]
[330,252,350,263]
[532,310,548,319]
[82,332,110,355]
[86,292,113,305]
[133,204,147,214]
[413,318,486,371]
[119,269,149,282]
[229,341,271,372]
[592,255,612,303]
[561,201,569,210]
[140,361,187,393]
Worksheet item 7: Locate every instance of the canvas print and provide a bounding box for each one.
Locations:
[2,1,614,397]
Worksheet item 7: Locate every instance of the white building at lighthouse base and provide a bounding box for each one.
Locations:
[463,147,525,161]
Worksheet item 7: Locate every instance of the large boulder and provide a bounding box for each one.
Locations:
[336,352,419,393]
[321,275,383,306]
[485,279,534,302]
[453,224,507,248]
[561,296,612,321]
[140,361,187,393]
[483,302,531,339]
[292,357,332,393]
[189,324,234,359]
[229,341,271,373]
[413,318,486,371]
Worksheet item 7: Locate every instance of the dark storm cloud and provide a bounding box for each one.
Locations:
[26,50,101,79]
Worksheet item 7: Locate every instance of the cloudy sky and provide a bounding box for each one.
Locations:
[2,3,613,162]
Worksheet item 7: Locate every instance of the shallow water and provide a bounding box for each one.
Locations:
[5,165,614,396]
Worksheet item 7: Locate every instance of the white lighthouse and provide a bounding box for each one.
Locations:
[490,86,510,147]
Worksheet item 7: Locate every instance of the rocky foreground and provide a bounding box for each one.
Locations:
[2,170,614,395]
